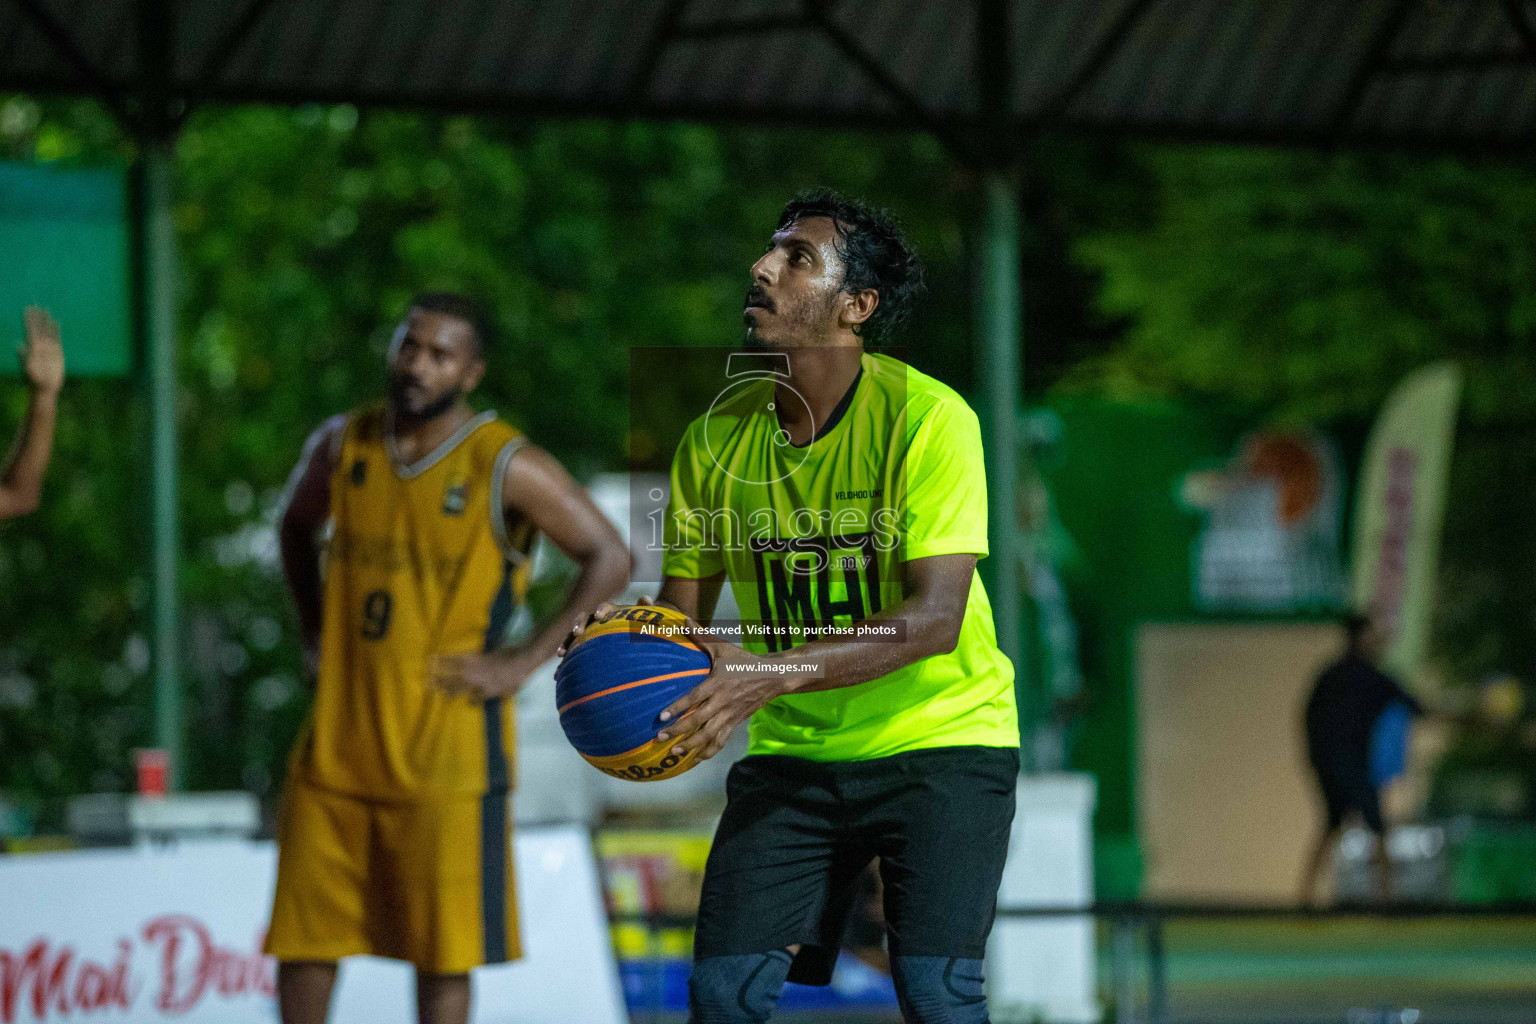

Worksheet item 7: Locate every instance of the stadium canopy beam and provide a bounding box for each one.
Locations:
[8,0,137,130]
[805,5,981,167]
[625,0,694,103]
[1380,51,1536,75]
[175,0,283,130]
[1036,0,1159,125]
[1330,0,1416,138]
[1502,0,1536,60]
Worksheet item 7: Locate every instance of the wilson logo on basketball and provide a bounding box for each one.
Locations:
[599,752,684,781]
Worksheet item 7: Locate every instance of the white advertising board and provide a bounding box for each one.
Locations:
[0,825,626,1024]
[987,774,1100,1024]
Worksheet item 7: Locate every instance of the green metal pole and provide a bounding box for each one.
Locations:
[143,140,182,789]
[979,171,1024,698]
[971,0,1026,758]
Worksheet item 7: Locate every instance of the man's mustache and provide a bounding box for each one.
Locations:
[745,288,774,312]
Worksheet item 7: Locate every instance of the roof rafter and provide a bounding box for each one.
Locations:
[176,0,280,127]
[808,1,979,164]
[674,14,810,41]
[1330,0,1417,138]
[1381,49,1536,74]
[1038,0,1159,125]
[3,1,1536,153]
[6,0,138,129]
[1502,0,1536,58]
[626,0,692,102]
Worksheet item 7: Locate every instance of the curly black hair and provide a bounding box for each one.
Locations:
[776,188,925,347]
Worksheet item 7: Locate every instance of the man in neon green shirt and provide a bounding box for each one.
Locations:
[650,190,1019,1024]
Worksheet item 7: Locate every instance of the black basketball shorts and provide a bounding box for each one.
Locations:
[692,745,1019,986]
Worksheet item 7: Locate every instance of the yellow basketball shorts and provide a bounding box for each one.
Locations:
[264,779,521,973]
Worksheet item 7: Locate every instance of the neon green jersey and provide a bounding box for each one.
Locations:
[662,350,1018,761]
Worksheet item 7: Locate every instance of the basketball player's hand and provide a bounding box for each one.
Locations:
[556,601,621,657]
[21,306,64,397]
[557,596,684,657]
[431,648,543,700]
[655,642,783,761]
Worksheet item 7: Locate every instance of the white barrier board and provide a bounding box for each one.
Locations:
[987,774,1101,1024]
[0,825,626,1024]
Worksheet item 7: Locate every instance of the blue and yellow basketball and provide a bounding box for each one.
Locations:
[555,604,712,782]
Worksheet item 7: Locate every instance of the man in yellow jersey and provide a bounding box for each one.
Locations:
[650,191,1018,1024]
[266,292,631,1024]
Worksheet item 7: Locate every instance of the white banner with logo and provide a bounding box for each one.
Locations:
[1350,361,1462,681]
[0,825,626,1024]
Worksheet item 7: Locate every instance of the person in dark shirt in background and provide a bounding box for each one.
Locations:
[1299,612,1423,904]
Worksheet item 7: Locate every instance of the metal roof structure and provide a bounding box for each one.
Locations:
[6,0,1536,155]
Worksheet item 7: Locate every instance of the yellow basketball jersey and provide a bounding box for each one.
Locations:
[292,404,532,801]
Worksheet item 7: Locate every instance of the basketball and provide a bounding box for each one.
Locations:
[555,604,713,782]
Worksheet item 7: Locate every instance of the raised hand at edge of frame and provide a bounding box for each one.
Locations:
[21,306,65,397]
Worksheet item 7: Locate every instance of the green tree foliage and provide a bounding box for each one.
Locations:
[1071,145,1536,705]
